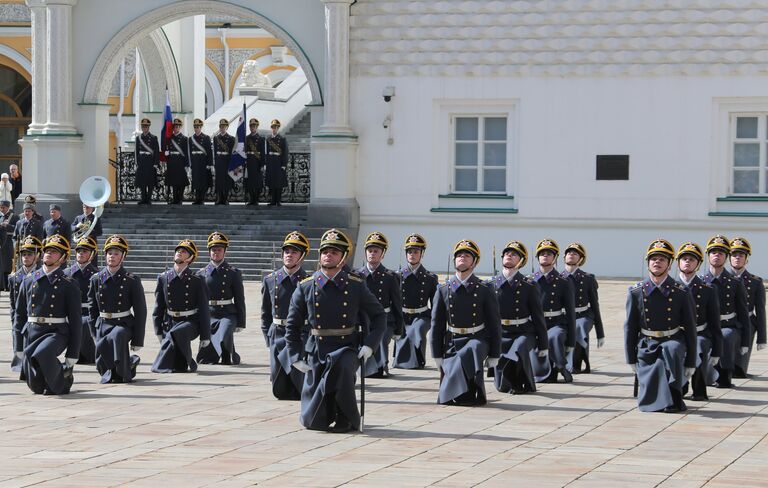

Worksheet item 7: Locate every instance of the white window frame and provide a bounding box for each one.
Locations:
[451,115,509,194]
[730,113,768,195]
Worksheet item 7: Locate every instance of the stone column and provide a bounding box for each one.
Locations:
[25,0,47,134]
[318,0,354,135]
[43,0,78,134]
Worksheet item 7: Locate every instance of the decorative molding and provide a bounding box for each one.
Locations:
[350,1,768,77]
[0,4,30,22]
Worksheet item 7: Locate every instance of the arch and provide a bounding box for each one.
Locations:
[204,63,224,115]
[0,45,31,82]
[0,93,23,117]
[83,0,322,105]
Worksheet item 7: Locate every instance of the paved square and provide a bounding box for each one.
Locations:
[0,279,766,487]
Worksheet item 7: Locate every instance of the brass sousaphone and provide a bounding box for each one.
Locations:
[73,176,111,241]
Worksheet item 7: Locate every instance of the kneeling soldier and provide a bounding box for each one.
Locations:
[88,235,147,383]
[13,234,81,394]
[393,233,438,369]
[487,241,548,394]
[262,230,310,400]
[624,239,697,412]
[197,231,246,365]
[431,239,502,406]
[285,229,386,433]
[152,239,211,373]
[9,236,42,372]
[64,235,99,365]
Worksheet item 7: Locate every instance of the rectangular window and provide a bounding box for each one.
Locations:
[453,116,507,194]
[732,114,768,194]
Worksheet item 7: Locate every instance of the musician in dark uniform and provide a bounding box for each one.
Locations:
[561,243,605,374]
[530,239,576,383]
[624,239,697,412]
[151,239,211,373]
[356,232,404,378]
[165,118,190,205]
[89,235,146,383]
[197,231,246,365]
[212,119,235,205]
[63,235,99,365]
[675,241,722,401]
[135,118,160,205]
[285,228,386,433]
[13,234,81,395]
[262,230,310,399]
[0,199,19,290]
[43,204,71,244]
[245,118,264,206]
[189,118,213,205]
[431,239,502,406]
[393,233,438,369]
[8,235,41,372]
[71,203,103,266]
[701,235,751,389]
[729,237,767,377]
[13,199,44,272]
[265,119,288,206]
[486,241,548,394]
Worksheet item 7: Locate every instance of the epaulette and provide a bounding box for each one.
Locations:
[348,270,365,279]
[348,274,363,283]
[299,276,313,284]
[629,281,642,290]
[524,276,536,285]
[125,272,135,279]
[673,282,687,291]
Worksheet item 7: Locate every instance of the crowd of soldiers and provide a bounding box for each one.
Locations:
[6,219,766,433]
[134,117,289,206]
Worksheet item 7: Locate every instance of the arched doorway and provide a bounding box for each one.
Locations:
[0,64,30,175]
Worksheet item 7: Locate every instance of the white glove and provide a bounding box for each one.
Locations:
[131,345,142,352]
[434,357,443,369]
[757,343,767,351]
[200,340,211,348]
[156,334,163,343]
[15,351,23,359]
[537,349,548,358]
[629,363,638,373]
[486,357,499,369]
[358,345,373,361]
[684,367,695,380]
[740,346,749,355]
[709,356,719,367]
[292,360,310,373]
[597,338,605,349]
[566,346,574,353]
[235,327,244,333]
[65,357,77,368]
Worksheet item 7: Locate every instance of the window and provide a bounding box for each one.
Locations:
[731,114,768,194]
[453,116,507,193]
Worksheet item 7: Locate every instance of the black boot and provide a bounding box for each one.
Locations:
[571,344,583,374]
[690,369,708,401]
[665,388,687,413]
[716,369,733,388]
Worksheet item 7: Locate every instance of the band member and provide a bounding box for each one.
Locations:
[356,232,404,378]
[71,203,103,265]
[393,233,438,369]
[63,235,99,365]
[0,199,19,290]
[197,232,246,365]
[13,198,44,264]
[43,204,72,244]
[88,235,146,383]
[13,234,81,394]
[135,118,160,205]
[431,239,502,406]
[561,243,605,374]
[531,239,576,383]
[212,119,235,205]
[729,237,767,377]
[676,242,722,401]
[487,241,548,394]
[625,239,696,412]
[189,118,213,205]
[245,118,264,205]
[262,231,310,399]
[285,229,386,432]
[8,235,41,372]
[152,239,211,373]
[165,118,190,205]
[265,119,288,206]
[701,235,751,388]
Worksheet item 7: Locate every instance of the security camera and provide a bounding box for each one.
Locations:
[382,86,395,102]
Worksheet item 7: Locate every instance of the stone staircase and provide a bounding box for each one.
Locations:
[98,204,328,281]
[285,111,311,153]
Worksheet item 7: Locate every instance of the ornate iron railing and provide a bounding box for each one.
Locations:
[114,147,310,204]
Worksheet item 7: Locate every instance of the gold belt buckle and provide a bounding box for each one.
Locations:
[38,317,47,324]
[457,327,467,334]
[103,312,112,319]
[170,311,180,318]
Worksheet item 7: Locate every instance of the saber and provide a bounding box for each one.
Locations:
[359,355,365,433]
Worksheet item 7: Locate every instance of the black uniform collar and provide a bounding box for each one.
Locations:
[358,263,388,278]
[642,275,675,297]
[449,273,479,292]
[275,266,306,284]
[167,266,192,281]
[70,262,97,276]
[204,260,229,275]
[533,269,559,283]
[401,264,423,280]
[314,269,349,290]
[702,268,732,284]
[34,266,64,284]
[100,266,126,283]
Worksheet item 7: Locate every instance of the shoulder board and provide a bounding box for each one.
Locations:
[299,276,313,284]
[348,274,363,282]
[629,281,642,290]
[348,270,365,279]
[674,283,687,291]
[524,276,536,284]
[751,275,762,282]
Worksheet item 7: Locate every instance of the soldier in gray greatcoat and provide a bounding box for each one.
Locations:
[729,237,767,377]
[197,231,246,365]
[431,239,502,406]
[261,231,310,400]
[286,229,386,433]
[624,239,697,413]
[63,235,99,365]
[8,235,41,372]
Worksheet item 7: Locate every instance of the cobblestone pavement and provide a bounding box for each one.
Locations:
[0,280,766,487]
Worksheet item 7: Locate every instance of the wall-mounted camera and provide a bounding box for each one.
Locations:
[382,86,395,102]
